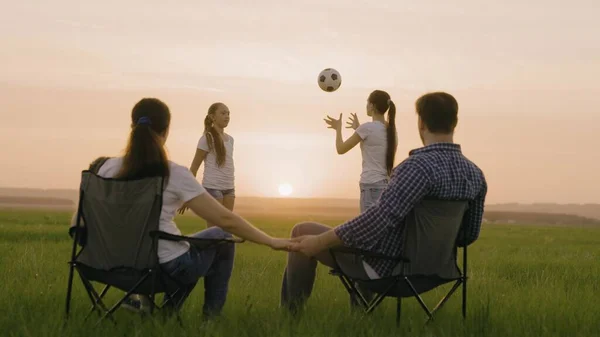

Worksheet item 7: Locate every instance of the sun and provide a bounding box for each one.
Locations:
[278,183,293,197]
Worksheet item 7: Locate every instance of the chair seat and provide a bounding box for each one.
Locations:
[330,267,461,298]
[75,263,181,295]
[361,275,461,298]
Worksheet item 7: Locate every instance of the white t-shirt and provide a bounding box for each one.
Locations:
[355,121,389,184]
[97,158,206,263]
[197,133,235,190]
[363,261,380,279]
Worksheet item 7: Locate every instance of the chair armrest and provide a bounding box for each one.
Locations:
[330,246,410,263]
[149,230,244,250]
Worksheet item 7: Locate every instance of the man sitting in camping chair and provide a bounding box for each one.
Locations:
[282,92,488,320]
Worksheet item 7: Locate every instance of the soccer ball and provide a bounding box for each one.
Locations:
[318,68,342,92]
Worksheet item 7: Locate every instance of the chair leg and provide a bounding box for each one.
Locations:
[93,274,150,327]
[462,276,467,319]
[65,263,76,319]
[80,278,104,321]
[428,280,462,322]
[78,274,114,323]
[404,278,434,322]
[463,243,468,319]
[365,279,399,314]
[94,293,133,327]
[153,279,185,327]
[85,285,110,320]
[149,268,157,315]
[396,298,402,326]
[339,275,369,309]
[175,310,184,327]
[365,292,387,314]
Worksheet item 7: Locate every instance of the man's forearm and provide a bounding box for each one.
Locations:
[317,229,343,251]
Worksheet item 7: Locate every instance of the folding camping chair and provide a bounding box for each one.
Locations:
[329,199,470,326]
[65,170,241,326]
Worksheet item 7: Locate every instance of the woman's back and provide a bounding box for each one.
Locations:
[356,121,388,184]
[96,157,206,263]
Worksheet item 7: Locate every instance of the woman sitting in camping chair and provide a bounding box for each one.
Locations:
[71,97,291,319]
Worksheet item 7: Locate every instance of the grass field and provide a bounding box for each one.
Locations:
[1,209,599,337]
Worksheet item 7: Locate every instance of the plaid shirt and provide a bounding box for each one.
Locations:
[334,143,487,277]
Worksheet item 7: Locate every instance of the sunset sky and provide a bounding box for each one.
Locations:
[1,0,599,203]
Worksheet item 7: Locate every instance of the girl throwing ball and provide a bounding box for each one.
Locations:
[325,90,397,213]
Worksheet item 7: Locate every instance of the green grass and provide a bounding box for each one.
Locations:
[0,209,599,337]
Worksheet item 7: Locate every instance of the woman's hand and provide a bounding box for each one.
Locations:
[346,113,360,130]
[177,206,188,215]
[186,193,290,248]
[269,238,294,251]
[289,235,324,257]
[324,113,342,131]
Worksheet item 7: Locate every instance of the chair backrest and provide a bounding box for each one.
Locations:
[74,171,164,271]
[398,199,469,280]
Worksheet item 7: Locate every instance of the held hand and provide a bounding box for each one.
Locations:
[269,238,294,252]
[290,235,309,243]
[346,113,360,130]
[177,206,188,215]
[289,235,324,257]
[324,113,342,131]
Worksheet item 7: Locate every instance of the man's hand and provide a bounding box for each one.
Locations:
[290,235,326,257]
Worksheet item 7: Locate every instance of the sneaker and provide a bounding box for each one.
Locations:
[121,294,151,314]
[138,294,152,313]
[121,295,142,312]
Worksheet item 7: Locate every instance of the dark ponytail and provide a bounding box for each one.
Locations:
[385,100,397,175]
[116,98,171,180]
[368,90,397,176]
[204,103,227,167]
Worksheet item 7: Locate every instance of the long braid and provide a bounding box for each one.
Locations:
[385,100,397,176]
[204,103,227,167]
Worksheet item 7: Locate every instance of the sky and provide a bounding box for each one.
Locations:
[0,0,599,203]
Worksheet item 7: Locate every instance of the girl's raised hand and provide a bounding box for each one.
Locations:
[324,113,342,131]
[346,113,360,130]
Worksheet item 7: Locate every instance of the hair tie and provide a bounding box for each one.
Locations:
[387,99,392,105]
[136,116,152,125]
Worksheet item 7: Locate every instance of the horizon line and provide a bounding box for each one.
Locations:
[1,186,599,206]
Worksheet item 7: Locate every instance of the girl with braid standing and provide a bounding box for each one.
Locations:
[180,103,236,226]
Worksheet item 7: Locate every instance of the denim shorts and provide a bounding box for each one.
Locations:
[205,188,235,200]
[359,179,389,213]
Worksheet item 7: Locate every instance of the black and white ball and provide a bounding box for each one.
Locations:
[317,68,342,92]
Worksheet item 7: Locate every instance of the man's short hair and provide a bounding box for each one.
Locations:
[415,92,458,134]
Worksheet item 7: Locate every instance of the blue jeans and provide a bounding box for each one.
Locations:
[160,227,235,316]
[359,179,388,213]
